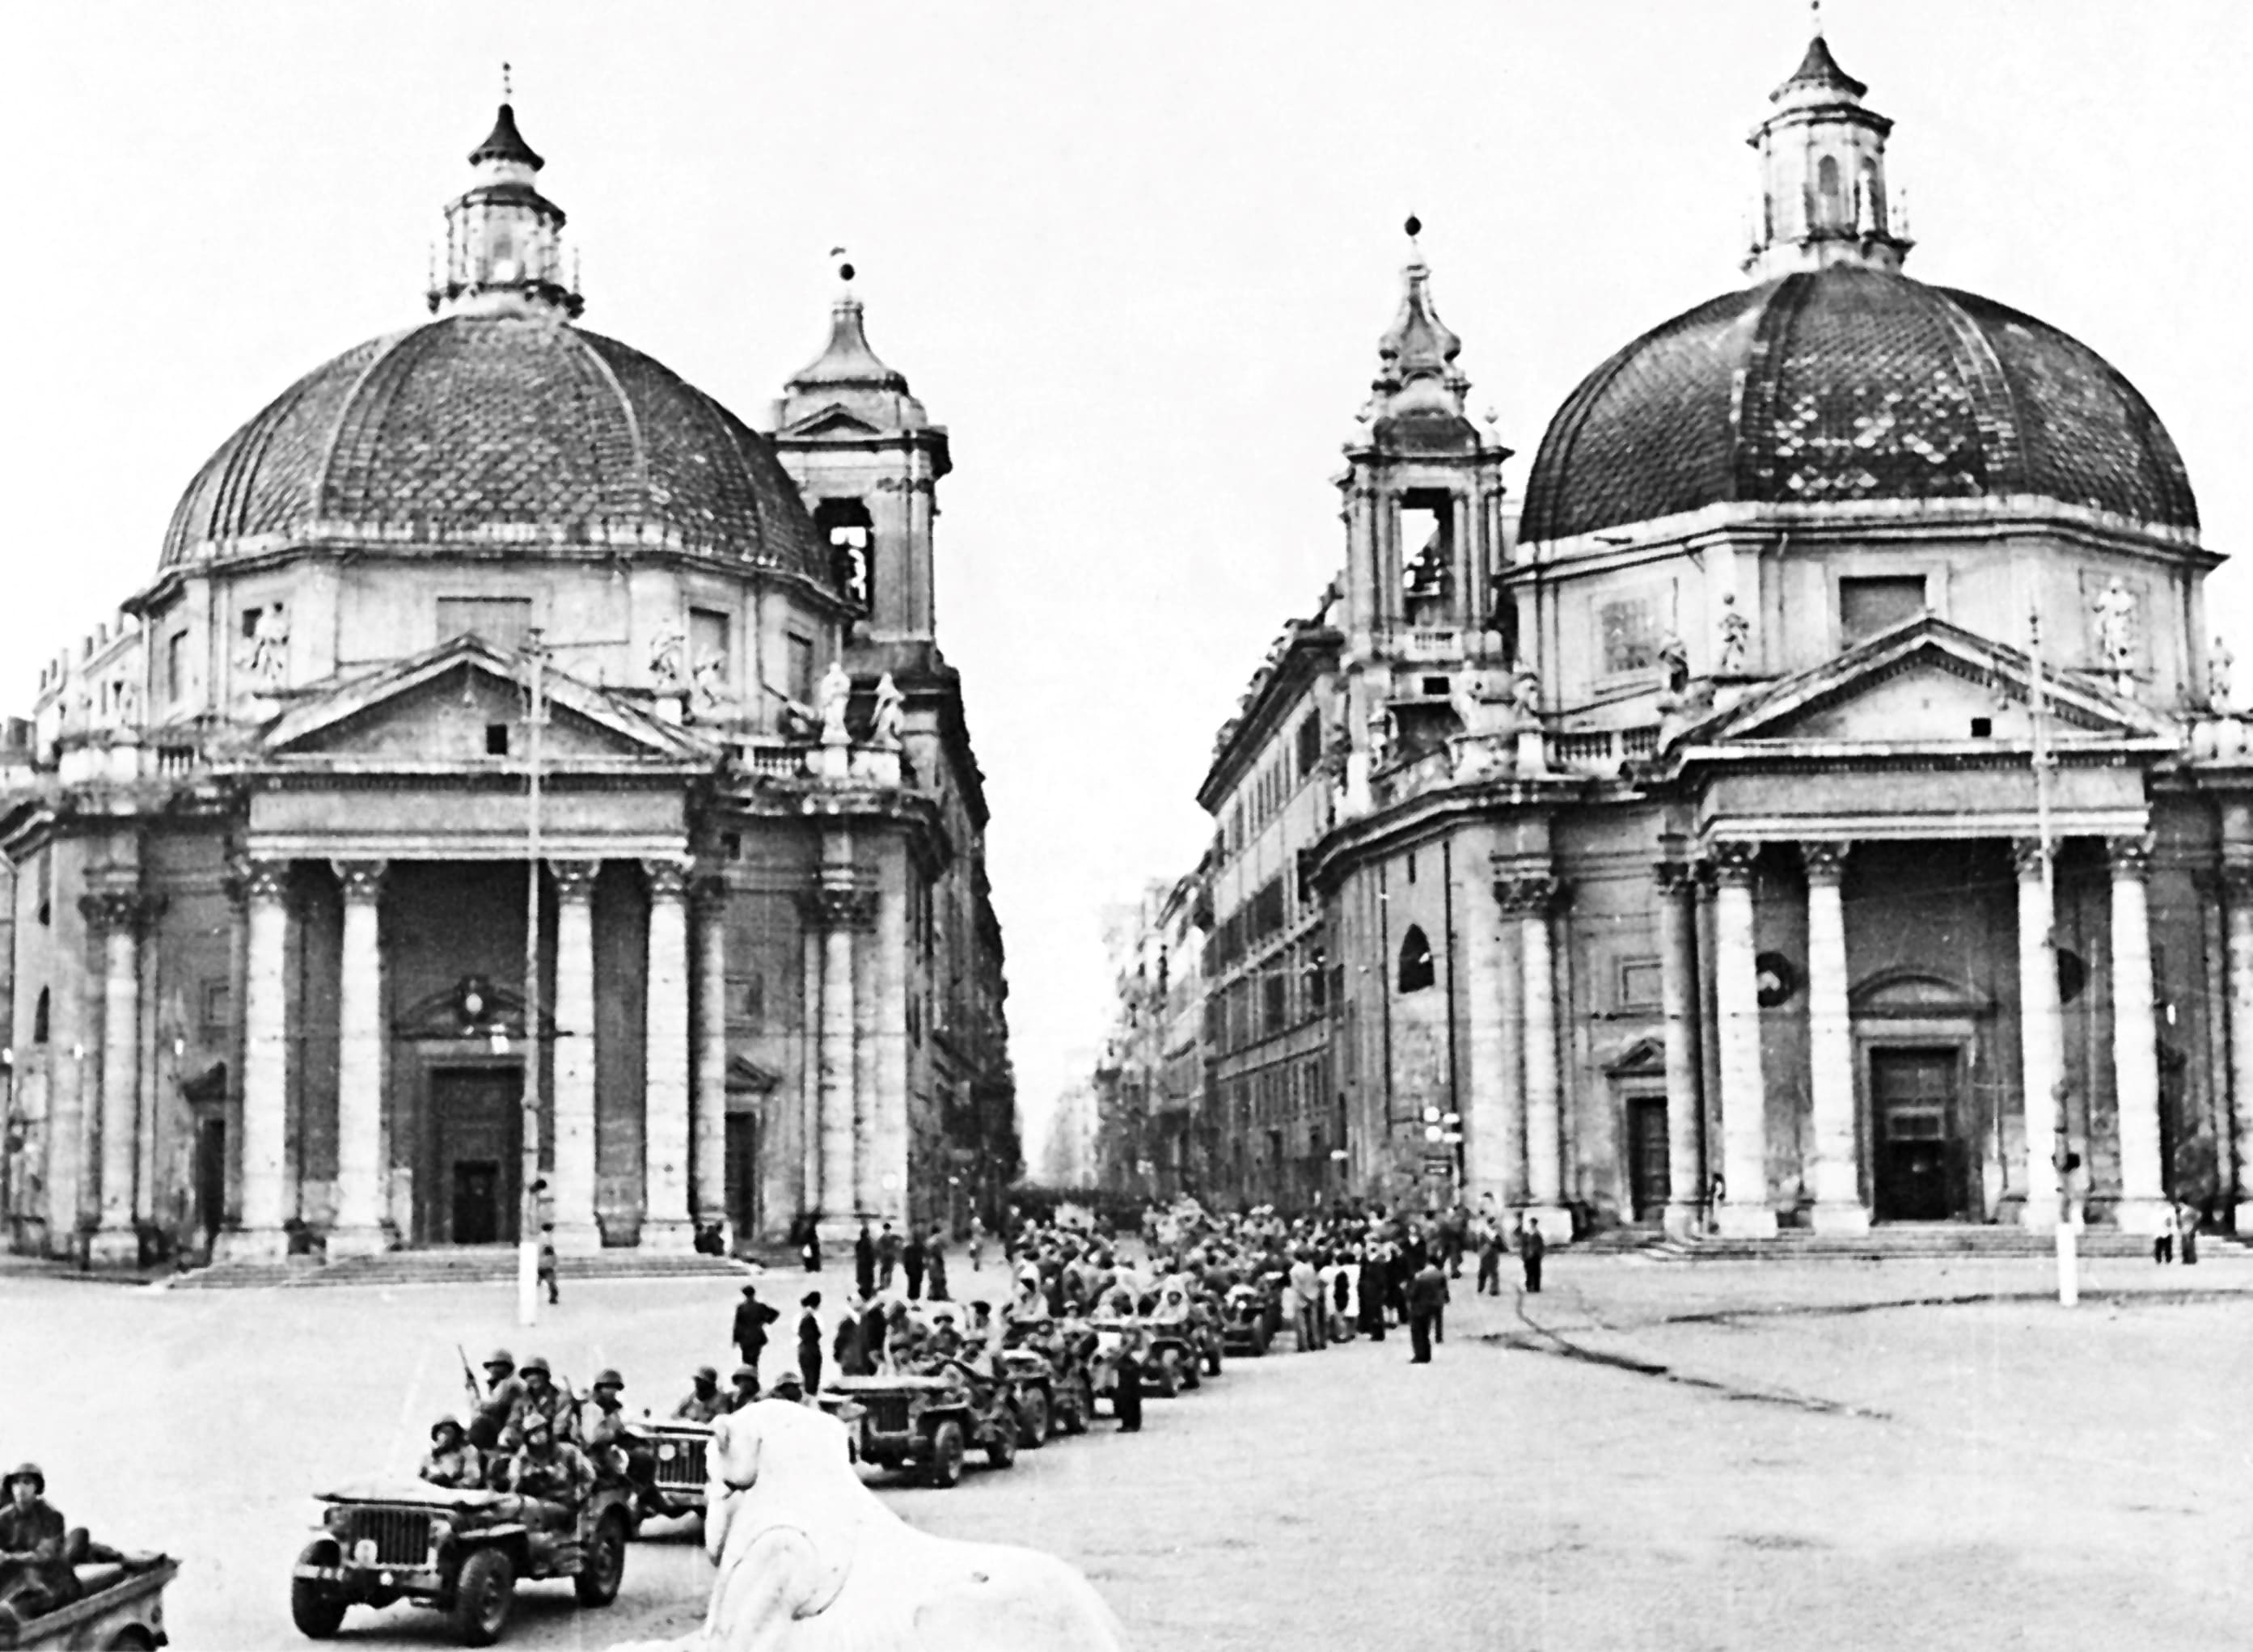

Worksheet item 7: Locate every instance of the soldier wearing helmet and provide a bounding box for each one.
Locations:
[467,1348,524,1451]
[497,1417,592,1536]
[418,1419,484,1490]
[723,1365,762,1413]
[673,1365,727,1422]
[0,1464,81,1624]
[498,1354,579,1451]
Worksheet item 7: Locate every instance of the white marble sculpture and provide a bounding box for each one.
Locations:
[869,671,905,748]
[2210,636,2234,711]
[815,660,853,747]
[649,619,687,691]
[2093,575,2137,690]
[239,604,290,689]
[1714,594,1750,674]
[607,1401,1131,1652]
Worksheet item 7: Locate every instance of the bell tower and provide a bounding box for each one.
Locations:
[1337,225,1511,667]
[1742,19,1913,280]
[771,265,949,652]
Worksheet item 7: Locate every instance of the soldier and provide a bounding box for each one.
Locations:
[674,1366,728,1422]
[498,1417,592,1538]
[468,1348,525,1451]
[925,1309,966,1362]
[418,1419,484,1490]
[579,1370,636,1481]
[725,1365,763,1412]
[0,1463,81,1625]
[498,1355,578,1450]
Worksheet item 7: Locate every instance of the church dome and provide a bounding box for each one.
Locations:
[1520,262,2197,548]
[160,312,826,578]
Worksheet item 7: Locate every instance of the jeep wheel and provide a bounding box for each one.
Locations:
[985,1411,1018,1470]
[573,1510,629,1608]
[290,1542,347,1640]
[1016,1388,1050,1449]
[450,1548,515,1646]
[924,1419,966,1488]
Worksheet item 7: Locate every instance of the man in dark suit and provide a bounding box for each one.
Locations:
[731,1284,780,1380]
[854,1222,877,1297]
[1520,1219,1547,1294]
[1406,1258,1448,1363]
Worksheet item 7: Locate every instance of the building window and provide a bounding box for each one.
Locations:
[484,723,511,756]
[1816,154,1844,225]
[32,987,49,1044]
[1295,714,1321,782]
[691,607,731,688]
[1839,576,1927,643]
[1598,592,1661,675]
[785,634,816,705]
[437,596,535,652]
[200,980,230,1044]
[1401,489,1453,607]
[36,850,50,927]
[728,972,764,1029]
[166,632,189,703]
[816,498,875,609]
[1397,927,1435,993]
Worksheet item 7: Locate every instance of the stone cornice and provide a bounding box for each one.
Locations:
[1305,775,1586,895]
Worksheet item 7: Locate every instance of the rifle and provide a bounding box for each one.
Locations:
[458,1345,484,1414]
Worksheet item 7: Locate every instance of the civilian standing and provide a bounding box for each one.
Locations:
[903,1230,927,1299]
[1520,1219,1546,1294]
[1407,1257,1447,1363]
[854,1222,877,1297]
[731,1285,780,1379]
[797,1292,824,1395]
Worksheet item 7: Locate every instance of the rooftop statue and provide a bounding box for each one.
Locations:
[816,661,854,747]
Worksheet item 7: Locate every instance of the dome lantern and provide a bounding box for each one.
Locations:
[1742,19,1913,281]
[428,78,583,322]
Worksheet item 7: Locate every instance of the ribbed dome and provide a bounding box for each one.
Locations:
[1520,265,2197,545]
[162,314,826,579]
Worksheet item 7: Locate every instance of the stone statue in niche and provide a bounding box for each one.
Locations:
[2209,636,2234,712]
[649,619,687,691]
[112,677,139,728]
[238,604,290,690]
[1714,595,1750,674]
[869,671,905,748]
[691,653,727,712]
[1365,704,1393,771]
[815,659,853,746]
[1448,669,1512,737]
[2092,576,2138,690]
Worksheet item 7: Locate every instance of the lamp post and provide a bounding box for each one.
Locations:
[518,631,547,1329]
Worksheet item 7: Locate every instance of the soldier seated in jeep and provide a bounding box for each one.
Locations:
[496,1418,593,1542]
[419,1418,485,1490]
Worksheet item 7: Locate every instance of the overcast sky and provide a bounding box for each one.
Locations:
[5,1,2247,1147]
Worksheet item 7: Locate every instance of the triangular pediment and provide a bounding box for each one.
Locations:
[1849,967,1993,1020]
[1601,1035,1667,1077]
[393,974,559,1041]
[777,403,886,440]
[260,636,711,764]
[1689,615,2170,746]
[727,1054,782,1094]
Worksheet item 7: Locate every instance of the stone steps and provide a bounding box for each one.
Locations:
[1637,1224,2238,1263]
[167,1246,758,1291]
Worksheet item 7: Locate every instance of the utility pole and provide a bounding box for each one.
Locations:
[518,632,547,1329]
[2029,609,2077,1308]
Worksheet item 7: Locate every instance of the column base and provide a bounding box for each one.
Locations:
[1661,1201,1704,1240]
[1510,1205,1572,1243]
[1808,1202,1870,1236]
[216,1227,290,1263]
[325,1224,392,1259]
[87,1225,142,1267]
[2110,1196,2173,1236]
[550,1220,605,1257]
[638,1218,696,1254]
[1714,1203,1778,1239]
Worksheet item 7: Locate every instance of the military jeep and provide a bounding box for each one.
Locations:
[621,1417,712,1524]
[2,1553,177,1651]
[823,1371,1017,1488]
[290,1478,632,1646]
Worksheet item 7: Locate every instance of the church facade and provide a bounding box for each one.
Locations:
[0,102,1016,1265]
[1179,31,2253,1238]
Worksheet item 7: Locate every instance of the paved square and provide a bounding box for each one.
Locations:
[10,1253,2250,1649]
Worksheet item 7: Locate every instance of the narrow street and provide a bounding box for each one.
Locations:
[10,1252,2250,1649]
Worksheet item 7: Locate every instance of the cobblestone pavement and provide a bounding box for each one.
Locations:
[10,1250,2251,1650]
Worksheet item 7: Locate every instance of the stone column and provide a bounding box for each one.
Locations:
[2107,836,2167,1232]
[1710,840,1776,1236]
[1655,862,1706,1237]
[692,874,731,1242]
[1802,841,1867,1232]
[223,860,293,1260]
[82,889,146,1265]
[640,858,694,1249]
[1498,872,1570,1231]
[548,860,602,1255]
[1458,859,1513,1209]
[2224,861,2253,1233]
[2013,839,2065,1232]
[870,862,911,1226]
[328,860,389,1257]
[806,876,875,1240]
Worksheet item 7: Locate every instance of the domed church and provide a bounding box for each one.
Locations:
[1198,28,2253,1240]
[0,101,1017,1264]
